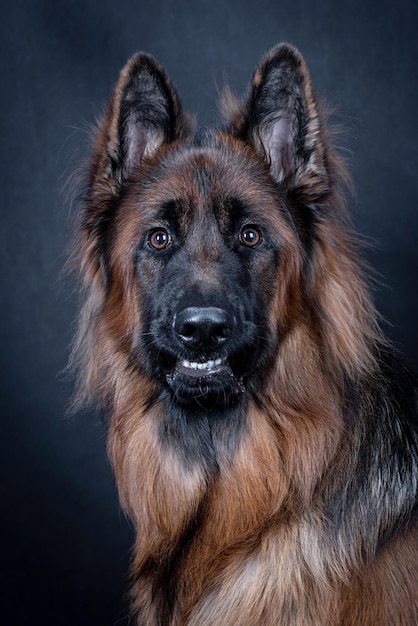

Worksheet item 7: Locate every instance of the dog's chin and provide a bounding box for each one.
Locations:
[165,357,246,408]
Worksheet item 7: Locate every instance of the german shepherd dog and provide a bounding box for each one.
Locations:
[70,44,418,624]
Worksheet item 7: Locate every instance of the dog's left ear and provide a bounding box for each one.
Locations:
[223,44,327,189]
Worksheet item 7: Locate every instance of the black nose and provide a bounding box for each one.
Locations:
[174,307,232,351]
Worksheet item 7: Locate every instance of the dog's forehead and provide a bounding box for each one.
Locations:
[142,141,282,222]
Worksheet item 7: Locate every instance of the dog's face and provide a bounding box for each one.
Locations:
[127,141,294,408]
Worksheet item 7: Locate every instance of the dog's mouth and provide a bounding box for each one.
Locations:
[164,354,245,406]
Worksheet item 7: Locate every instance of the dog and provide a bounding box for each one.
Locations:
[69,44,418,624]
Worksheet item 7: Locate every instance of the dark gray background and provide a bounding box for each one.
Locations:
[1,1,417,624]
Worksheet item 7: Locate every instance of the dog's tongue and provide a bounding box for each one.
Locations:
[175,358,230,378]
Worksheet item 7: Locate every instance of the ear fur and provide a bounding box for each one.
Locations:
[89,53,193,194]
[221,44,327,188]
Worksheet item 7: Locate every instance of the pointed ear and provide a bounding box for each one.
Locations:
[223,44,327,188]
[90,53,192,193]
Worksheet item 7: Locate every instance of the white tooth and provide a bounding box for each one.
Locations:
[180,359,225,372]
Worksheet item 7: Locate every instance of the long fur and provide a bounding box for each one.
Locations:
[69,44,418,625]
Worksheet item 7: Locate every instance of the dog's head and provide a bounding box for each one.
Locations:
[73,45,376,413]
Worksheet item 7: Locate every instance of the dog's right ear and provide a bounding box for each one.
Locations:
[89,53,192,195]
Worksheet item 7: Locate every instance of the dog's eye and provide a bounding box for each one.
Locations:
[148,229,171,250]
[240,226,262,248]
